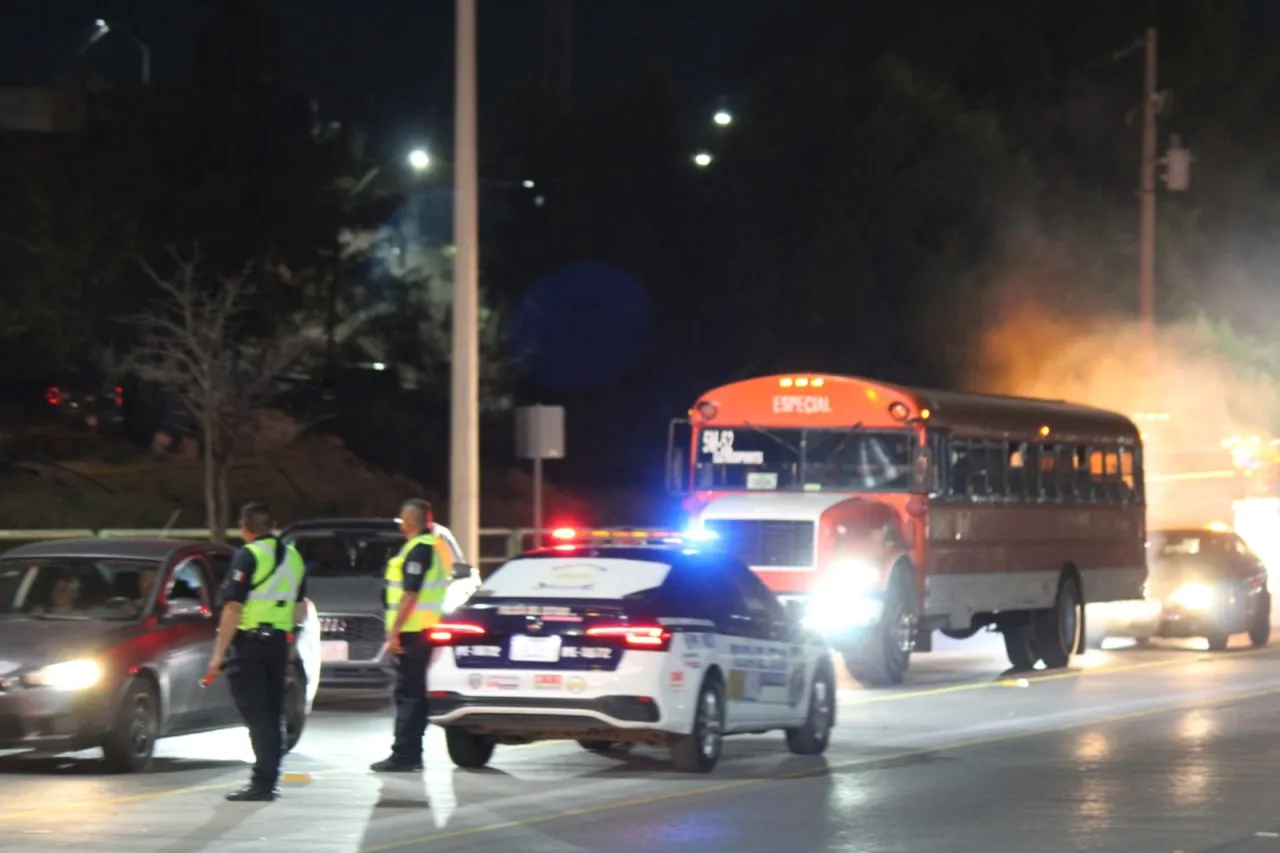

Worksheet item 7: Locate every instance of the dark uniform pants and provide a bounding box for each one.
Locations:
[227,631,289,787]
[391,631,430,763]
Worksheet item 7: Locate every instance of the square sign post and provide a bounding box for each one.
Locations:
[515,405,565,547]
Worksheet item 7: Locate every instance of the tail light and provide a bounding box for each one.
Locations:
[429,622,485,644]
[46,386,62,405]
[585,624,672,651]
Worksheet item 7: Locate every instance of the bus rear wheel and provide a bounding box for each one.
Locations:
[843,570,916,687]
[1033,573,1082,670]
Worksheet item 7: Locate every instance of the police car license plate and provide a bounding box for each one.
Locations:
[509,634,562,663]
[321,640,349,662]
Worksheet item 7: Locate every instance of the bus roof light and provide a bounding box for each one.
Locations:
[811,377,825,387]
[694,401,718,422]
[889,402,909,421]
[779,377,794,387]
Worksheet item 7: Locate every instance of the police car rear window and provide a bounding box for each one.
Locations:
[475,557,672,600]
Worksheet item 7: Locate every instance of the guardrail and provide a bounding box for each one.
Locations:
[0,526,669,569]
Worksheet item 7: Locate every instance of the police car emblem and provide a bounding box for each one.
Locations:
[468,673,483,690]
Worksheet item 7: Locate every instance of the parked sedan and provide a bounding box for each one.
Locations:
[281,518,481,689]
[0,538,316,771]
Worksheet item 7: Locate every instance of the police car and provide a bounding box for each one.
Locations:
[426,528,836,773]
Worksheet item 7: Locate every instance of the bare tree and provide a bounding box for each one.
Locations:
[120,246,315,541]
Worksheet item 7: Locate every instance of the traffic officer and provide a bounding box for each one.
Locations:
[206,501,308,802]
[370,497,447,773]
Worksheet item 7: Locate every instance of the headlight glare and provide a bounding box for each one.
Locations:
[22,658,103,690]
[1169,582,1214,612]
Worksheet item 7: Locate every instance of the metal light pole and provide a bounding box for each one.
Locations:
[450,0,481,562]
[1138,27,1158,365]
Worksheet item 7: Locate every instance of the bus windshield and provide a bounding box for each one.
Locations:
[693,426,914,492]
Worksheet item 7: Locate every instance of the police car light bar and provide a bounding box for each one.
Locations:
[546,526,688,547]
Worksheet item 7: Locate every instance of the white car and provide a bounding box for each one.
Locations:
[426,539,836,772]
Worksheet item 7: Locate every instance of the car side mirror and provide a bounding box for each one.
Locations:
[451,562,475,582]
[784,599,806,624]
[164,598,209,620]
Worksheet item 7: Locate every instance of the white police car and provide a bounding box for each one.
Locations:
[426,530,836,773]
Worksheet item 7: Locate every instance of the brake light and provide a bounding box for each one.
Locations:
[585,624,672,650]
[113,385,124,406]
[46,386,62,405]
[429,622,485,643]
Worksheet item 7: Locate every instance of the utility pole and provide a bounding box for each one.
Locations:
[451,0,481,563]
[1139,27,1158,365]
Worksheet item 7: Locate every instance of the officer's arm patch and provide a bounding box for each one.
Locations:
[405,561,424,576]
[232,570,246,583]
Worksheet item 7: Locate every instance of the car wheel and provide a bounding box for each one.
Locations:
[785,662,835,755]
[670,674,724,773]
[1249,592,1271,648]
[283,666,306,754]
[445,728,496,769]
[1033,573,1082,669]
[843,568,916,687]
[1002,619,1038,670]
[1206,632,1231,651]
[102,678,159,773]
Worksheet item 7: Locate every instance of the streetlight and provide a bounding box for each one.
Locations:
[407,148,431,172]
[693,151,713,168]
[92,18,150,84]
[713,109,733,127]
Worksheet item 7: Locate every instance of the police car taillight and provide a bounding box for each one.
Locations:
[429,622,486,644]
[585,624,672,651]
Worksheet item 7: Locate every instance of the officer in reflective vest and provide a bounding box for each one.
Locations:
[207,502,308,802]
[370,497,447,773]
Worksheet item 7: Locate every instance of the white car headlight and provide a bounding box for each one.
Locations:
[1169,582,1214,611]
[23,659,103,691]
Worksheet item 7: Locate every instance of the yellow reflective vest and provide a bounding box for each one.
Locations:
[384,533,447,633]
[237,538,306,632]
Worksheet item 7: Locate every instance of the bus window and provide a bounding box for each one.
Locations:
[1119,447,1137,504]
[692,426,913,493]
[1038,444,1059,502]
[1007,443,1027,502]
[947,439,972,499]
[1104,450,1121,503]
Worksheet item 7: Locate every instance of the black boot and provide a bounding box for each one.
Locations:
[225,783,280,802]
[370,756,424,772]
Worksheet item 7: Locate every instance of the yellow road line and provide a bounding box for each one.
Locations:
[360,683,1280,852]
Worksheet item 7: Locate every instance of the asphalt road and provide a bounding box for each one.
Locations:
[4,632,1280,852]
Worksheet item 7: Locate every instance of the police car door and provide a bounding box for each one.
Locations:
[721,557,796,727]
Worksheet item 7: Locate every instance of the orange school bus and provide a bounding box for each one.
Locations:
[667,374,1147,686]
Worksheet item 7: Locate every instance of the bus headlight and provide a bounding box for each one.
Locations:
[1169,582,1214,612]
[22,659,103,691]
[803,560,884,632]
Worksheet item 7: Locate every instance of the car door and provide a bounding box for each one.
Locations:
[726,560,803,726]
[158,555,221,731]
[1230,536,1269,623]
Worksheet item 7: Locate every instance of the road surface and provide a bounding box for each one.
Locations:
[3,632,1280,852]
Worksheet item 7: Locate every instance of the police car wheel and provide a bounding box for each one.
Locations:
[102,678,158,773]
[445,728,496,769]
[670,674,725,773]
[785,663,835,755]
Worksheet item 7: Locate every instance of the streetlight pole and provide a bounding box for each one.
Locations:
[451,0,481,562]
[1138,27,1158,365]
[93,19,150,84]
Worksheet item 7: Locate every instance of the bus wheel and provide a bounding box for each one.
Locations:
[843,570,916,687]
[1002,621,1038,670]
[1033,573,1082,670]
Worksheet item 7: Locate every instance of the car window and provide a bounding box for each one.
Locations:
[475,556,673,600]
[660,556,737,621]
[290,531,402,577]
[0,558,161,621]
[208,552,232,586]
[167,558,210,608]
[729,561,786,622]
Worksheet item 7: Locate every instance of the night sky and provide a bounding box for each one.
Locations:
[2,1,780,133]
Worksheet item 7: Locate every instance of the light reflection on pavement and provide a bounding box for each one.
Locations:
[3,633,1280,851]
